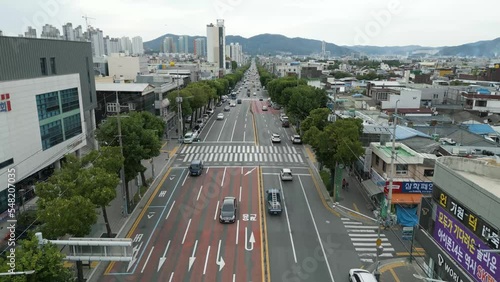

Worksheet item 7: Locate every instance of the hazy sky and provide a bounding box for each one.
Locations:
[1,0,499,47]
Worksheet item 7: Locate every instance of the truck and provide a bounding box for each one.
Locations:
[266,189,282,215]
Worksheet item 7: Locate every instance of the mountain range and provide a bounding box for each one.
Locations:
[144,34,500,58]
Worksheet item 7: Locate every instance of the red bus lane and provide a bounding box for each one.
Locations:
[177,167,226,281]
[153,168,221,281]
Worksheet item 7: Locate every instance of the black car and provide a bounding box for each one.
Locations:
[219,197,237,223]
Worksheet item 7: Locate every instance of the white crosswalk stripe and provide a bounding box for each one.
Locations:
[342,218,395,263]
[179,145,305,164]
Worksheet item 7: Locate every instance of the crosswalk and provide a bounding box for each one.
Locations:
[342,218,395,263]
[179,145,304,164]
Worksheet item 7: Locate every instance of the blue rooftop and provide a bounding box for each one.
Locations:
[392,125,432,140]
[467,124,496,135]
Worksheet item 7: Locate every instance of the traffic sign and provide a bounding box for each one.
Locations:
[375,238,382,247]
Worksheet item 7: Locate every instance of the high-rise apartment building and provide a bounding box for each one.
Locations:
[193,38,206,57]
[0,30,3,36]
[74,25,84,41]
[62,23,75,41]
[90,28,105,57]
[132,36,144,55]
[178,36,189,54]
[120,37,132,54]
[206,19,226,69]
[40,24,61,39]
[227,42,243,65]
[24,26,37,38]
[163,37,176,53]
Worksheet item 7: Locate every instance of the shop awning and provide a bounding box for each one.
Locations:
[361,180,384,197]
[391,193,422,204]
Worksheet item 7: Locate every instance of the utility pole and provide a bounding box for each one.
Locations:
[115,91,129,215]
[386,99,400,218]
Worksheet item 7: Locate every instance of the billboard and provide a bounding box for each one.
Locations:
[433,206,499,282]
[383,181,433,194]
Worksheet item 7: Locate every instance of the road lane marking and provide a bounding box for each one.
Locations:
[182,219,191,244]
[243,131,246,141]
[197,186,203,201]
[214,201,220,220]
[188,240,198,271]
[221,167,227,186]
[244,167,256,176]
[298,176,335,282]
[157,240,171,271]
[239,186,242,202]
[106,167,176,274]
[216,239,226,271]
[353,203,360,212]
[182,172,188,186]
[217,117,228,141]
[241,167,243,174]
[233,273,236,282]
[236,220,240,245]
[169,272,174,282]
[204,118,217,142]
[206,167,209,173]
[141,246,154,273]
[231,120,238,141]
[308,168,340,217]
[389,269,401,282]
[203,246,211,275]
[279,175,298,263]
[259,167,271,282]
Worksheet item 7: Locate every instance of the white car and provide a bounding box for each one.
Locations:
[206,108,214,115]
[183,132,198,144]
[271,134,281,143]
[217,113,224,120]
[349,269,377,282]
[280,168,293,181]
[280,114,288,122]
[230,102,236,107]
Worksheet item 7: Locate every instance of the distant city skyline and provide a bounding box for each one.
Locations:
[1,0,500,47]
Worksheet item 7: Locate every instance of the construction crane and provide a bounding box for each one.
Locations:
[82,15,96,40]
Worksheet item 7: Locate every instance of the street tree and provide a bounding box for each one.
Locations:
[301,108,331,133]
[0,234,73,282]
[302,117,364,191]
[266,77,307,106]
[166,88,193,118]
[284,85,328,122]
[96,112,164,205]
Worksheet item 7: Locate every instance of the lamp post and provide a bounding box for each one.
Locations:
[386,99,400,218]
[115,91,128,215]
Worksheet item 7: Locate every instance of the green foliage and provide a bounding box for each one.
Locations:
[96,112,163,183]
[38,196,97,239]
[286,85,328,122]
[356,71,383,81]
[319,170,332,192]
[266,77,306,106]
[301,108,331,132]
[257,66,274,87]
[332,71,353,79]
[303,118,364,172]
[0,234,73,282]
[231,61,237,70]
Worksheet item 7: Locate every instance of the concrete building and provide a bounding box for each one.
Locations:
[107,53,148,81]
[74,25,84,41]
[132,36,144,55]
[120,37,132,54]
[417,157,500,282]
[381,88,422,110]
[194,38,206,57]
[206,19,226,70]
[178,36,189,54]
[163,37,176,53]
[62,23,75,41]
[463,92,500,114]
[0,36,97,213]
[227,42,243,65]
[89,28,105,57]
[24,26,37,38]
[40,24,61,39]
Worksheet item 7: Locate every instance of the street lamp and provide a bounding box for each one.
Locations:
[386,99,400,218]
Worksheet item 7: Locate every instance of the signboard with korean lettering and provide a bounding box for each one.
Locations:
[401,182,433,194]
[0,93,12,112]
[433,206,499,282]
[433,186,499,250]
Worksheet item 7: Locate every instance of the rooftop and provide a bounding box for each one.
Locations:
[95,83,155,94]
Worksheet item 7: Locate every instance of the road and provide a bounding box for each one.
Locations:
[97,63,409,282]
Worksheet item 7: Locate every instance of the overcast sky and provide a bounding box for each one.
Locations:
[1,0,499,47]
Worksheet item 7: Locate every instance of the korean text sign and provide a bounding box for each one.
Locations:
[434,206,498,282]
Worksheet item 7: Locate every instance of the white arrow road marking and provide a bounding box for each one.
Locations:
[147,212,155,219]
[169,176,175,180]
[127,242,143,272]
[215,240,225,271]
[203,246,210,275]
[244,167,256,176]
[245,228,255,251]
[141,246,154,273]
[188,240,198,271]
[157,240,171,272]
